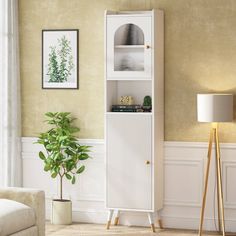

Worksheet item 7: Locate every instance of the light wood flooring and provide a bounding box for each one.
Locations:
[46,222,236,236]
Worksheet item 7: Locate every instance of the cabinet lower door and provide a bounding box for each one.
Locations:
[106,114,152,210]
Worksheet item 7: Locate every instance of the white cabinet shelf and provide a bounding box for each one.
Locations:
[106,78,152,81]
[106,112,152,115]
[105,9,164,231]
[114,45,145,49]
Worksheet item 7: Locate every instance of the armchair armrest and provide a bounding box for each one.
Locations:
[0,187,45,236]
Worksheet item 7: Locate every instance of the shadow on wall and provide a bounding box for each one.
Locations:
[165,68,236,142]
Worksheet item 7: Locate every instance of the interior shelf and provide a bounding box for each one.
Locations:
[115,45,145,49]
[106,112,152,115]
[107,78,152,81]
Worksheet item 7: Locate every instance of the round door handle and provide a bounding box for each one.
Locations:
[146,160,150,165]
[145,45,150,49]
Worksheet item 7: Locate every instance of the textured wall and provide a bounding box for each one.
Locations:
[19,0,236,141]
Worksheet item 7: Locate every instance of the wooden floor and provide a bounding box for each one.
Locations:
[46,222,232,236]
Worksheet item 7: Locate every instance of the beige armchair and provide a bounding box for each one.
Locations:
[0,187,45,236]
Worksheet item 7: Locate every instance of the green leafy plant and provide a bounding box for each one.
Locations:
[47,46,60,82]
[143,95,152,107]
[47,35,74,83]
[36,112,91,200]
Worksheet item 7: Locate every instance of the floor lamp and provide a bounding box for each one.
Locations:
[197,94,233,236]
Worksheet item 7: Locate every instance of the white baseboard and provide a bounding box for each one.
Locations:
[22,138,236,232]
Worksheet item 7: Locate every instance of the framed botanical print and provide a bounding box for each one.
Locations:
[42,29,79,89]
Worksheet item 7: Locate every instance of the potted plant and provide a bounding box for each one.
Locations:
[36,112,91,225]
[142,95,152,112]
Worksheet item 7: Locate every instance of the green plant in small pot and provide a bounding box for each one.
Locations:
[142,95,152,112]
[36,112,91,225]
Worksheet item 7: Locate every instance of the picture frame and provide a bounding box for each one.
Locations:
[42,29,79,89]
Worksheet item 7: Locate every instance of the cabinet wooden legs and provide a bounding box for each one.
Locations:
[158,219,163,229]
[106,210,162,233]
[106,210,119,229]
[148,212,156,233]
[114,210,120,225]
[157,211,163,229]
[106,209,114,230]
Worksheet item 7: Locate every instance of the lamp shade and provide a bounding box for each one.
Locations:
[197,94,233,122]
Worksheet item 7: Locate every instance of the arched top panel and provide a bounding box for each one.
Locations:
[114,24,144,46]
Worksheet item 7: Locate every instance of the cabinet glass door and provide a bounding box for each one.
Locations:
[107,16,152,79]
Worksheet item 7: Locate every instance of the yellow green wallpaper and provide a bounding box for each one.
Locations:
[19,0,236,141]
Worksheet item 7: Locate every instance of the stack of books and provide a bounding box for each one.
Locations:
[111,105,142,112]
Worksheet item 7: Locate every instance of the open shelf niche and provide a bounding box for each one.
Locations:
[106,80,152,112]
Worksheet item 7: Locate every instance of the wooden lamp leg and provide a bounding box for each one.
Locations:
[199,128,214,236]
[215,126,226,236]
[106,209,114,230]
[215,136,221,233]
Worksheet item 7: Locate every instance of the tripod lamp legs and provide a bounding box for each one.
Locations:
[199,125,226,236]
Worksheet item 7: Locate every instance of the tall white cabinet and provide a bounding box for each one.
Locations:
[105,10,164,232]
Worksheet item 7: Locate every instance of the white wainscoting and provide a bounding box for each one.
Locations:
[22,138,236,232]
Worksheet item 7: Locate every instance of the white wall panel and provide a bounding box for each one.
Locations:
[22,138,236,232]
[223,162,236,208]
[164,159,203,206]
